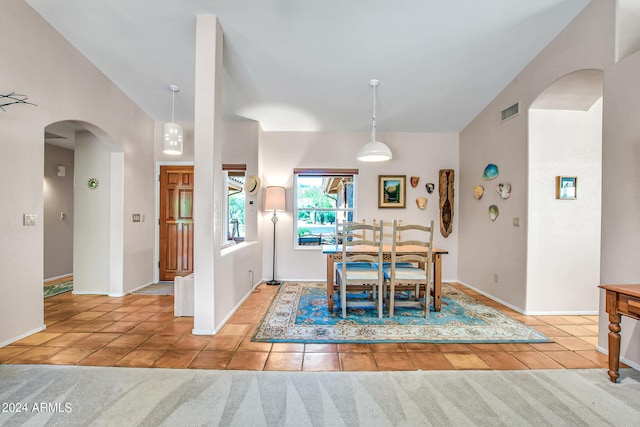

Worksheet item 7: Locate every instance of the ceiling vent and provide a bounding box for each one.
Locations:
[501,102,519,122]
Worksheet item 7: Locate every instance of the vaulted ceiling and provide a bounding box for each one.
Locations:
[27,0,591,133]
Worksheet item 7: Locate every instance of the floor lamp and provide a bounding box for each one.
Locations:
[265,186,286,285]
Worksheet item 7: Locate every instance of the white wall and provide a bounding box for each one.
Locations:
[0,0,155,345]
[527,100,602,314]
[615,0,640,62]
[600,43,640,368]
[214,120,263,328]
[457,106,531,309]
[260,131,459,282]
[73,132,114,294]
[459,0,612,311]
[459,0,640,367]
[44,143,74,279]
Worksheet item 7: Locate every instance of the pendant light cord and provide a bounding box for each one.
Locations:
[171,89,175,123]
[371,83,377,142]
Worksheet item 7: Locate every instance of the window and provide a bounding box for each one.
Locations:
[223,164,246,244]
[294,168,358,248]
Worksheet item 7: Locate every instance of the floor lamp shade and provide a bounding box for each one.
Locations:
[265,186,286,286]
[265,186,286,212]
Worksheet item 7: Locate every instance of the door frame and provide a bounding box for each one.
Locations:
[154,161,194,284]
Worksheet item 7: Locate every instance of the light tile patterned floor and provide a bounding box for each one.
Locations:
[0,282,612,372]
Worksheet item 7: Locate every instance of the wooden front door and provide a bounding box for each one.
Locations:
[159,165,194,281]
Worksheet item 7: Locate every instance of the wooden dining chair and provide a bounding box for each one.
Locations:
[383,220,434,317]
[335,220,385,318]
[373,219,401,243]
[334,219,367,244]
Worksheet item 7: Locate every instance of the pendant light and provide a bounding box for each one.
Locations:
[357,79,392,162]
[163,84,183,155]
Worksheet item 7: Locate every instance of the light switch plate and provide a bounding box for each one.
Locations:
[132,213,141,223]
[23,213,37,226]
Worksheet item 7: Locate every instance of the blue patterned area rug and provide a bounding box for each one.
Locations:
[252,282,549,344]
[43,277,73,298]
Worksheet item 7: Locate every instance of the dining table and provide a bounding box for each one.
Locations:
[322,244,449,313]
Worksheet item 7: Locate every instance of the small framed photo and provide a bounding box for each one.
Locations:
[378,175,406,208]
[556,176,577,200]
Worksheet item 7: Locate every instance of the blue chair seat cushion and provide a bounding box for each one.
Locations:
[382,262,415,268]
[336,262,380,281]
[383,266,427,281]
[335,262,377,270]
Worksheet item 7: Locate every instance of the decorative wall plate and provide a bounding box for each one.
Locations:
[473,185,484,200]
[482,163,499,180]
[410,176,420,188]
[496,183,511,199]
[426,183,435,194]
[416,197,427,210]
[489,205,499,221]
[87,178,99,190]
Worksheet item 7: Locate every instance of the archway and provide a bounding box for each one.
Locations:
[43,120,124,298]
[526,69,604,314]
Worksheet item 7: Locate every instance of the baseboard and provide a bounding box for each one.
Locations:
[0,325,46,348]
[126,281,155,294]
[72,291,108,295]
[456,280,599,315]
[44,273,73,283]
[596,345,640,371]
[523,310,599,316]
[191,280,262,336]
[456,280,526,314]
[192,329,217,335]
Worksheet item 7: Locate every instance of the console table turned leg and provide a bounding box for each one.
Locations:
[607,313,621,383]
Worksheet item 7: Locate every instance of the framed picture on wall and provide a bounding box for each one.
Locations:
[556,176,577,200]
[378,175,406,208]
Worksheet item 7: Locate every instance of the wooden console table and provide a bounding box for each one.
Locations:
[598,284,640,383]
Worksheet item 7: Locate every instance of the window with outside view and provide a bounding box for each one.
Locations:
[294,169,357,248]
[225,168,245,243]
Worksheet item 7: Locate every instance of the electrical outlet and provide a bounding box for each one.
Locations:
[513,217,520,227]
[494,273,498,283]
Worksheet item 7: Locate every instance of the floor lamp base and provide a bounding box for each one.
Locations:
[265,280,282,286]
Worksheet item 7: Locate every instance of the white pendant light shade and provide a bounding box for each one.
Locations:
[357,79,392,162]
[163,122,183,155]
[357,140,392,162]
[163,84,183,155]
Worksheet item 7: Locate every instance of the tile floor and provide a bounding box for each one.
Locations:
[0,282,612,372]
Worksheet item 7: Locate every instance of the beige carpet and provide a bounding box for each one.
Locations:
[1,365,639,426]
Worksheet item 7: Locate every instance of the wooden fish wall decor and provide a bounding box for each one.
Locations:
[439,169,454,238]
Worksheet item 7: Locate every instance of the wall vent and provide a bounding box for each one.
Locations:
[501,102,519,122]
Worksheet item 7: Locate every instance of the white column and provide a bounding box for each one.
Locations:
[193,15,224,334]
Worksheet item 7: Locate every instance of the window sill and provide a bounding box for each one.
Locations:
[221,240,256,255]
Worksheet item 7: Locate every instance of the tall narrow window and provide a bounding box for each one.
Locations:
[223,164,246,244]
[294,168,358,248]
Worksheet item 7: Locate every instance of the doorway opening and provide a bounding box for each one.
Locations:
[159,165,195,282]
[43,121,124,299]
[526,69,604,314]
